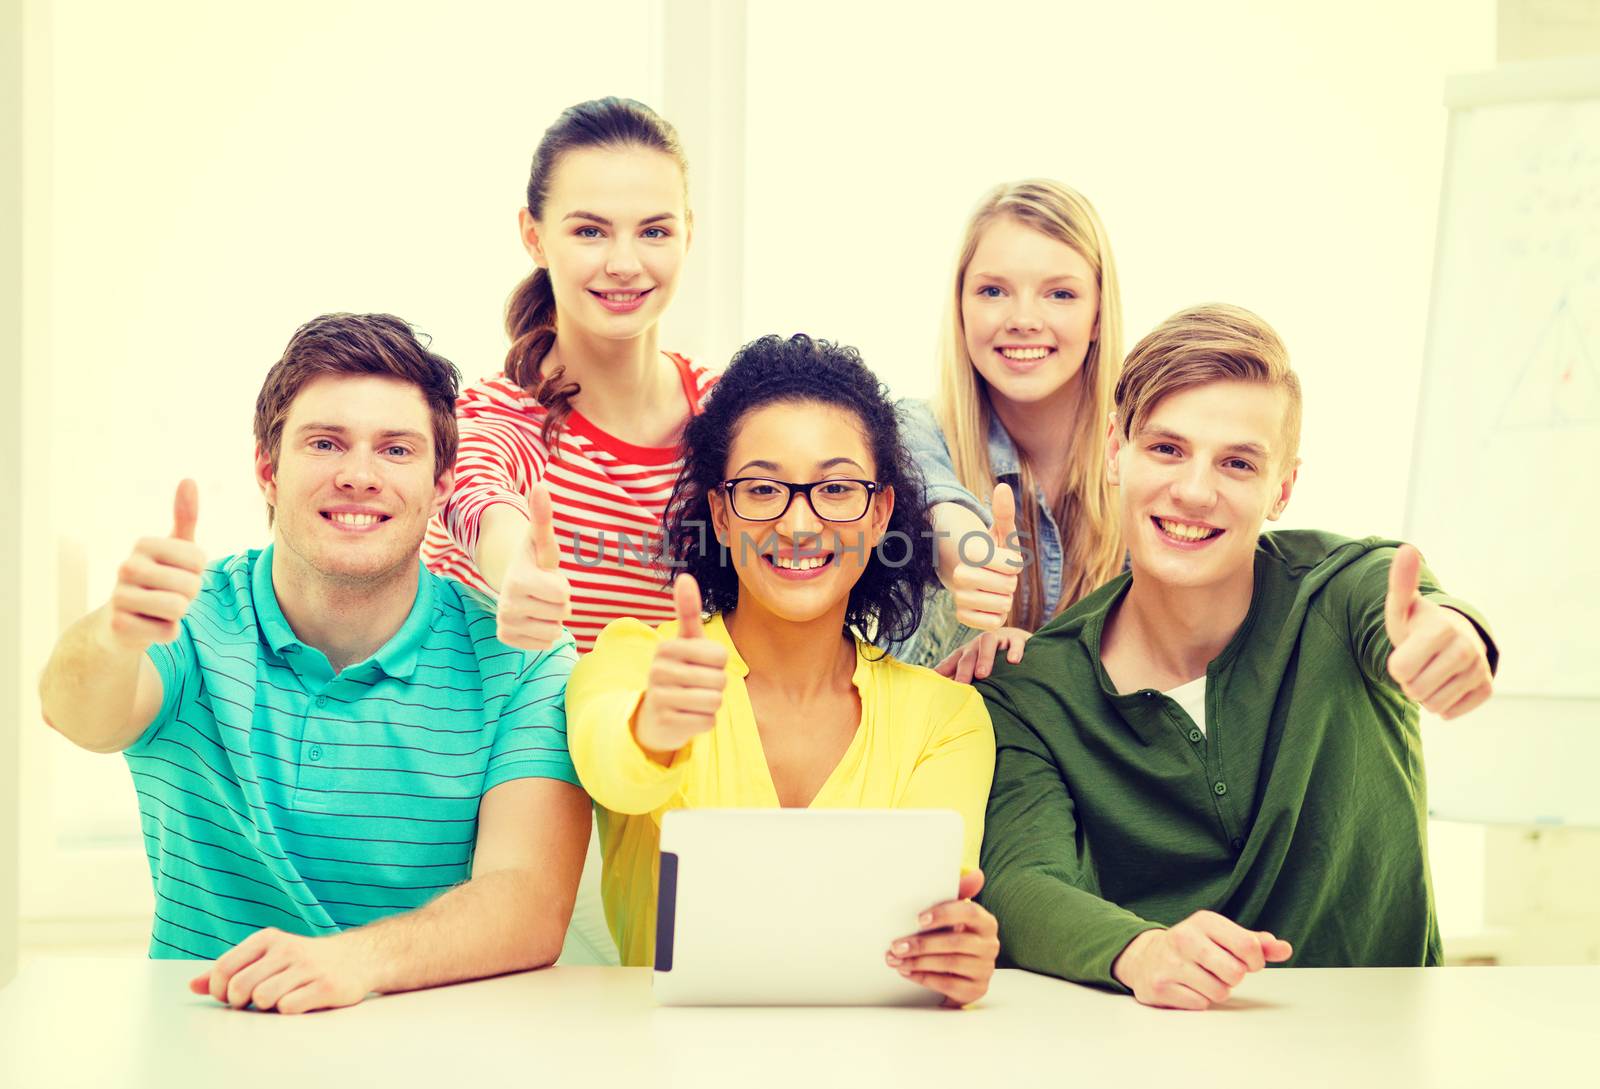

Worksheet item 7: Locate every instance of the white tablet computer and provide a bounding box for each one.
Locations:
[652,808,963,1006]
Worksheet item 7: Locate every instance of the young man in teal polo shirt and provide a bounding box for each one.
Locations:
[40,313,589,1014]
[977,304,1498,1010]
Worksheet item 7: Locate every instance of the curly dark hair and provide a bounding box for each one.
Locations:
[662,334,937,648]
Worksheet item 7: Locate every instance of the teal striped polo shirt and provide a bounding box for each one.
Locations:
[124,545,579,959]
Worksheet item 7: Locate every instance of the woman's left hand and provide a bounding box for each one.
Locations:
[886,869,999,1008]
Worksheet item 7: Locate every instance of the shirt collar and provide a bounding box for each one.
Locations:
[703,612,751,678]
[369,566,435,680]
[702,611,873,693]
[250,544,434,680]
[251,545,301,657]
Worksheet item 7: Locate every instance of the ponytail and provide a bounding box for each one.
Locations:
[503,268,580,451]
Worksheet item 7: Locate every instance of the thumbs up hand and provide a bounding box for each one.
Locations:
[105,480,207,651]
[1384,544,1494,720]
[946,483,1024,631]
[632,574,730,760]
[495,483,573,651]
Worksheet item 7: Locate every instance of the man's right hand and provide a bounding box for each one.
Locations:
[495,483,573,652]
[1111,910,1293,1010]
[105,480,206,652]
[944,483,1023,631]
[632,574,728,760]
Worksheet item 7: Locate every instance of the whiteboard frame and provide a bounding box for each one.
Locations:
[1443,56,1600,109]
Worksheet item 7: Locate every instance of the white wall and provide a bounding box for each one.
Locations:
[18,1,1559,959]
[19,0,664,931]
[2,0,23,989]
[742,0,1495,539]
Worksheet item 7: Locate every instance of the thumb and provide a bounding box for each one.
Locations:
[988,483,1016,547]
[526,483,561,571]
[673,573,704,638]
[1385,544,1422,644]
[187,972,210,995]
[1258,932,1294,963]
[956,868,985,901]
[172,479,199,542]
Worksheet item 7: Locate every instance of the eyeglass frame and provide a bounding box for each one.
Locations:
[717,477,883,523]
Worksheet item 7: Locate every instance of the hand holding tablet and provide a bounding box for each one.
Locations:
[885,868,1000,1007]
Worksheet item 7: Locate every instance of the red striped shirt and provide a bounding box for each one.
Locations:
[423,352,714,652]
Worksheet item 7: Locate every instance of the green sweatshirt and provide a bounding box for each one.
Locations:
[976,531,1497,988]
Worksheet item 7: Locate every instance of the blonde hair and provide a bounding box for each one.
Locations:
[1116,303,1302,466]
[933,180,1125,629]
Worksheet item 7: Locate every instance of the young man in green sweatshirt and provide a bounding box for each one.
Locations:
[977,303,1497,1010]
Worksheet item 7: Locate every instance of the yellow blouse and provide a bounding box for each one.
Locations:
[566,613,996,967]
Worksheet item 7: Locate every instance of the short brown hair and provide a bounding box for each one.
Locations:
[254,313,461,481]
[1115,303,1302,466]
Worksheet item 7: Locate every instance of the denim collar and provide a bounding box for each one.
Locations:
[985,410,1022,479]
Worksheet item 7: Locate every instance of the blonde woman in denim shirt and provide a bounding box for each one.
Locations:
[898,181,1126,679]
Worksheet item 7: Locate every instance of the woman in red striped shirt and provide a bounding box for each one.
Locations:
[423,98,714,653]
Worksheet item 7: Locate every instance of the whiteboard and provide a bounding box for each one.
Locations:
[1409,59,1600,826]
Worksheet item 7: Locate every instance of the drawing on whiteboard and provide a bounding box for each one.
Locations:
[1495,294,1600,431]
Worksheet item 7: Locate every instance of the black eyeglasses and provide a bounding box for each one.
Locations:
[719,477,881,522]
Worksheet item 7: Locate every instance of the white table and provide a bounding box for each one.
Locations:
[2,958,1596,1088]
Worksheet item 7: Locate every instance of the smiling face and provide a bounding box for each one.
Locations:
[1108,380,1298,593]
[709,401,895,627]
[961,214,1100,410]
[522,145,689,344]
[256,374,452,587]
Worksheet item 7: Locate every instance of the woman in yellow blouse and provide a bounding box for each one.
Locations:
[567,334,999,1005]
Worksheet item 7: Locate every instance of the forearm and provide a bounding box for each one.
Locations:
[984,869,1161,989]
[474,504,533,593]
[341,866,574,995]
[39,605,147,752]
[571,689,687,814]
[933,502,989,589]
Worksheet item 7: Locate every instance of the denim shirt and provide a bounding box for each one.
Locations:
[894,398,1066,668]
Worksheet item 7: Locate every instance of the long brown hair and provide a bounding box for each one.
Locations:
[933,181,1126,629]
[506,97,689,447]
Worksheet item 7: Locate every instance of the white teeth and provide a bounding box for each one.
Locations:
[601,292,642,302]
[1157,518,1216,541]
[330,512,381,527]
[770,554,828,570]
[999,347,1050,361]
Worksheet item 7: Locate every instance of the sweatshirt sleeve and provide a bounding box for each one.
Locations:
[977,680,1163,989]
[566,617,694,815]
